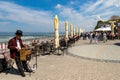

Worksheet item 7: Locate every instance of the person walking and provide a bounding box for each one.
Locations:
[103,32,107,43]
[89,32,93,44]
[95,32,99,44]
[8,30,32,77]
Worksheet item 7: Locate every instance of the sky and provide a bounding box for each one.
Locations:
[0,0,120,32]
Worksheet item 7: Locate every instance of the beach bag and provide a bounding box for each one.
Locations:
[0,58,7,72]
[0,59,3,72]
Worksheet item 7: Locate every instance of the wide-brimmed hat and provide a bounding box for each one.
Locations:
[15,30,23,36]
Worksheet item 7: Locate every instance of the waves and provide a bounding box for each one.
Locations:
[0,32,64,43]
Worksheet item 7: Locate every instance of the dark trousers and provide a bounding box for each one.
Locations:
[15,56,24,74]
[15,52,29,75]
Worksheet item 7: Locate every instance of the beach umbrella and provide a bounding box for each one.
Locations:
[76,27,78,36]
[110,21,116,35]
[70,24,73,37]
[73,27,76,36]
[65,21,68,41]
[78,28,80,36]
[54,15,59,48]
[79,28,83,34]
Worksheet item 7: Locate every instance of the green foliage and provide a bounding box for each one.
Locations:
[94,15,120,30]
[94,20,104,30]
[94,25,98,30]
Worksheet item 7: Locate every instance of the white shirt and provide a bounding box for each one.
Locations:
[17,40,21,50]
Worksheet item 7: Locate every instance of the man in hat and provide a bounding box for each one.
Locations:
[8,30,32,77]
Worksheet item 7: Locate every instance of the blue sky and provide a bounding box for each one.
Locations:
[0,0,120,32]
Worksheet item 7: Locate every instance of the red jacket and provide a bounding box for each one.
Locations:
[8,37,24,59]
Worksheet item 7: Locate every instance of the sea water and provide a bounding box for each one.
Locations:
[0,32,64,43]
[0,32,55,43]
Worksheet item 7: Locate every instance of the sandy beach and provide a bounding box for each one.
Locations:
[0,39,120,80]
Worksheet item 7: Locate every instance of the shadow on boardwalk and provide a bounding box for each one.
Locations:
[114,43,120,46]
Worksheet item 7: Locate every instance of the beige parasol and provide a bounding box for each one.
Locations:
[76,27,78,36]
[65,21,68,41]
[73,27,76,36]
[54,15,59,48]
[70,24,73,37]
[79,28,84,34]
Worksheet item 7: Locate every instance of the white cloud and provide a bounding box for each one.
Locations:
[84,0,104,13]
[0,21,10,25]
[96,15,102,21]
[55,4,62,9]
[56,6,96,31]
[0,1,54,32]
[115,0,120,7]
[93,0,117,13]
[80,1,94,12]
[55,0,120,31]
[0,0,120,32]
[69,1,75,5]
[81,0,120,15]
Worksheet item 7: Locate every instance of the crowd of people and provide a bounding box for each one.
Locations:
[80,31,118,44]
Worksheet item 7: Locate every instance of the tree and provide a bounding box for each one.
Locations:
[94,20,104,30]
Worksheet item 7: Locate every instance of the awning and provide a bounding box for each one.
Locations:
[95,27,111,31]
